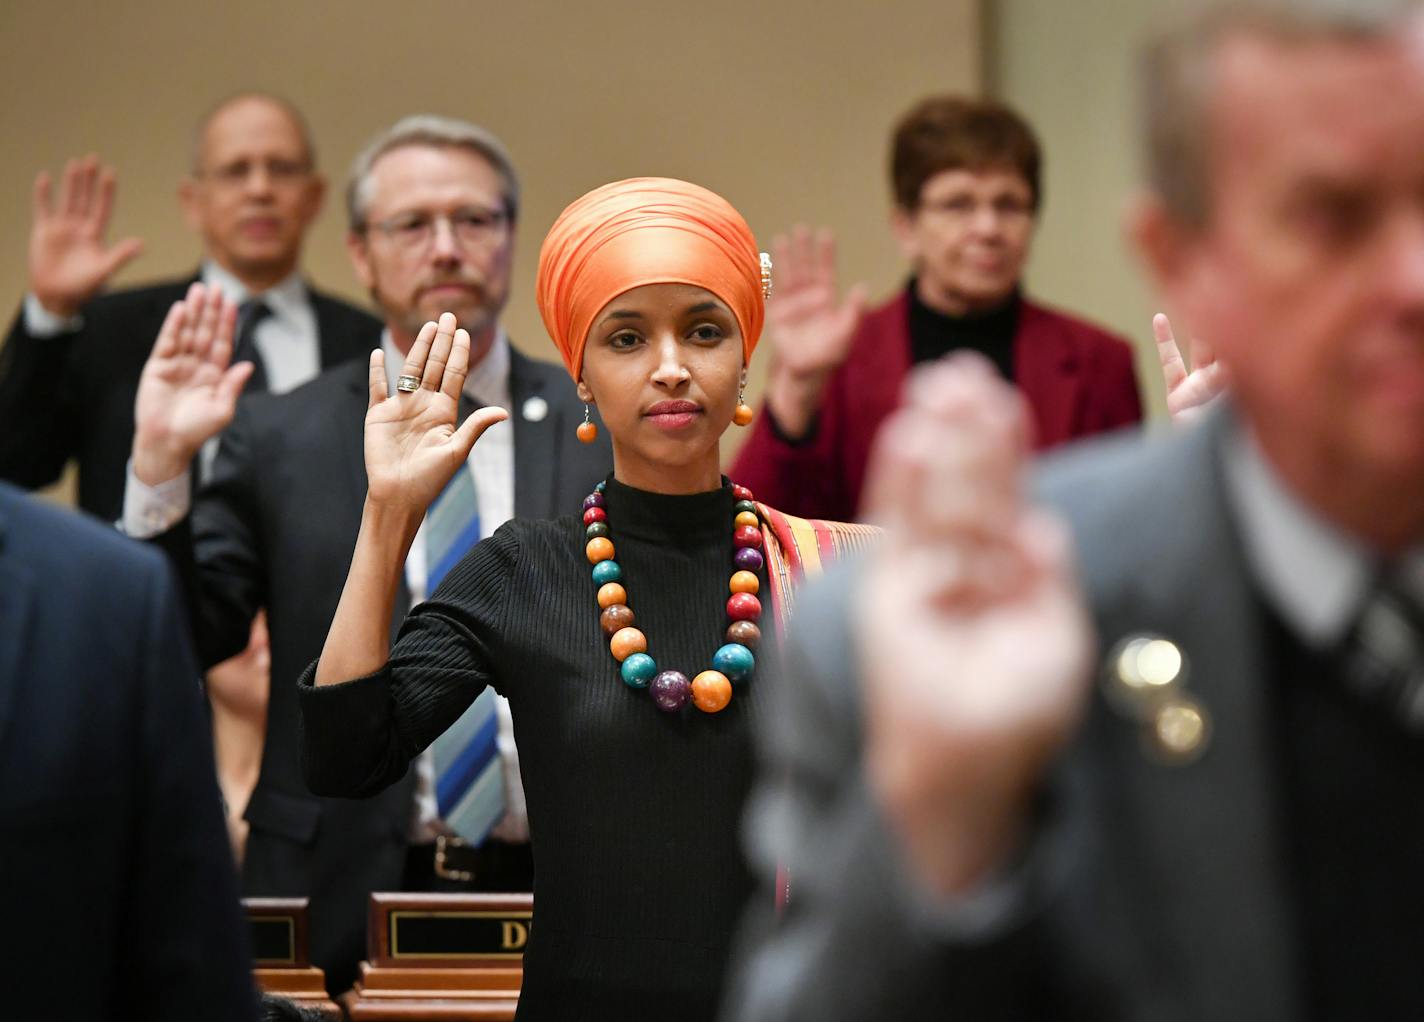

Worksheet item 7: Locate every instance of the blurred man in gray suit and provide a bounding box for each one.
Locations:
[727,2,1424,1018]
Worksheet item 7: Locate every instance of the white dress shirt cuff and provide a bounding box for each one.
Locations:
[121,461,192,538]
[23,293,84,337]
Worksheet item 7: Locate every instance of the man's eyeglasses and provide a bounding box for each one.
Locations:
[365,207,510,252]
[197,158,312,189]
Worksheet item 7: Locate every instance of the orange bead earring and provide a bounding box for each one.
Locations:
[733,377,754,427]
[576,404,598,443]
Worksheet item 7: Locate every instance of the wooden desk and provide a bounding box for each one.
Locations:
[345,893,532,1021]
[244,897,341,1020]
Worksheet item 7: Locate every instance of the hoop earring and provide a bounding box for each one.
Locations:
[733,377,754,427]
[576,404,599,443]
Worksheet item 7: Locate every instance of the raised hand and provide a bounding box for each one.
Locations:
[1154,313,1228,425]
[364,312,508,513]
[29,156,144,317]
[762,226,868,439]
[132,283,250,485]
[316,314,508,688]
[857,354,1093,895]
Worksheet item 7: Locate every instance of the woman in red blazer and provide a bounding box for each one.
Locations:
[731,96,1142,522]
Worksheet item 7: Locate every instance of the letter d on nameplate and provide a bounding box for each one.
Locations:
[374,893,536,964]
[501,920,528,950]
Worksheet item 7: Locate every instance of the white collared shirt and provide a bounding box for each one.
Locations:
[25,265,322,397]
[200,262,320,396]
[1223,424,1424,648]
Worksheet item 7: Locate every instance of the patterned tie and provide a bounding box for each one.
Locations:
[425,451,507,846]
[232,299,272,393]
[1340,569,1424,732]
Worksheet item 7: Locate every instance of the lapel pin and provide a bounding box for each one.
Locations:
[1102,634,1210,764]
[1149,696,1211,764]
[522,396,548,423]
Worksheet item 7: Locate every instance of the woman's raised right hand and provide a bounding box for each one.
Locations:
[364,312,508,513]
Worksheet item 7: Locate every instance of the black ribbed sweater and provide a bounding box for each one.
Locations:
[907,279,1022,381]
[298,477,766,1021]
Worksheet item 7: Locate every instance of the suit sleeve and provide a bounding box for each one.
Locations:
[0,306,85,491]
[299,523,521,798]
[120,548,258,1021]
[722,570,1098,1022]
[150,400,266,669]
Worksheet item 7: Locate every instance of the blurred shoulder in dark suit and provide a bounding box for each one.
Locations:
[0,481,255,1021]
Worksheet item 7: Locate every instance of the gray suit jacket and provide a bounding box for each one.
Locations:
[725,411,1305,1021]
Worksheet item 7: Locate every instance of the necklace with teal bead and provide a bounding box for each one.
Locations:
[582,480,763,713]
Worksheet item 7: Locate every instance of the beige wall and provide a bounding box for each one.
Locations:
[0,0,984,495]
[987,0,1173,418]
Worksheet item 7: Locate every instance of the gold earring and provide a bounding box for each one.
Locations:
[733,377,754,427]
[576,404,598,443]
[760,252,773,300]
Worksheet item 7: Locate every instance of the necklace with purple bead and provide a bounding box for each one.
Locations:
[581,481,763,714]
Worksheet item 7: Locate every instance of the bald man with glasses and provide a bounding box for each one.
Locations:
[0,92,379,522]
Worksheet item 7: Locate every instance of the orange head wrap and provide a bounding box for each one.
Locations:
[536,177,764,381]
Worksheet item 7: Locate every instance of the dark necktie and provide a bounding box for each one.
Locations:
[1340,569,1424,731]
[232,299,273,393]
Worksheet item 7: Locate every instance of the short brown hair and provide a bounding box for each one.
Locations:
[890,96,1042,211]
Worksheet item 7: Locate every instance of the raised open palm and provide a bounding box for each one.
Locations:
[364,313,508,512]
[766,226,868,379]
[133,283,250,483]
[30,156,143,316]
[858,355,1093,892]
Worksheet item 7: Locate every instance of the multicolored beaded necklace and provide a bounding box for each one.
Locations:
[582,481,763,713]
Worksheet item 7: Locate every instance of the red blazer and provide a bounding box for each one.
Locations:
[730,290,1143,522]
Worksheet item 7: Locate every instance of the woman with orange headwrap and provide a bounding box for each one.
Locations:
[298,179,875,1019]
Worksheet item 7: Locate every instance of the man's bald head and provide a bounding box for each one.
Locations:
[192,92,315,175]
[180,92,325,290]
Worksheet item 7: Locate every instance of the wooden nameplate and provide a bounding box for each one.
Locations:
[346,892,532,1021]
[244,897,341,1019]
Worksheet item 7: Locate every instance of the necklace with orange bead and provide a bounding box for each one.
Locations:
[582,481,763,713]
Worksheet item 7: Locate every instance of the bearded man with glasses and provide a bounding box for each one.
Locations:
[120,115,611,993]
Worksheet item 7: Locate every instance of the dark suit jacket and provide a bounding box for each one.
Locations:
[0,276,381,521]
[155,348,612,993]
[730,289,1143,521]
[726,412,1333,1021]
[0,482,255,1021]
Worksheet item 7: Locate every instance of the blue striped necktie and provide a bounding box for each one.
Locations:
[426,460,507,845]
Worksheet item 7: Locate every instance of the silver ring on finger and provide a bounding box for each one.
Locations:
[396,374,421,393]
